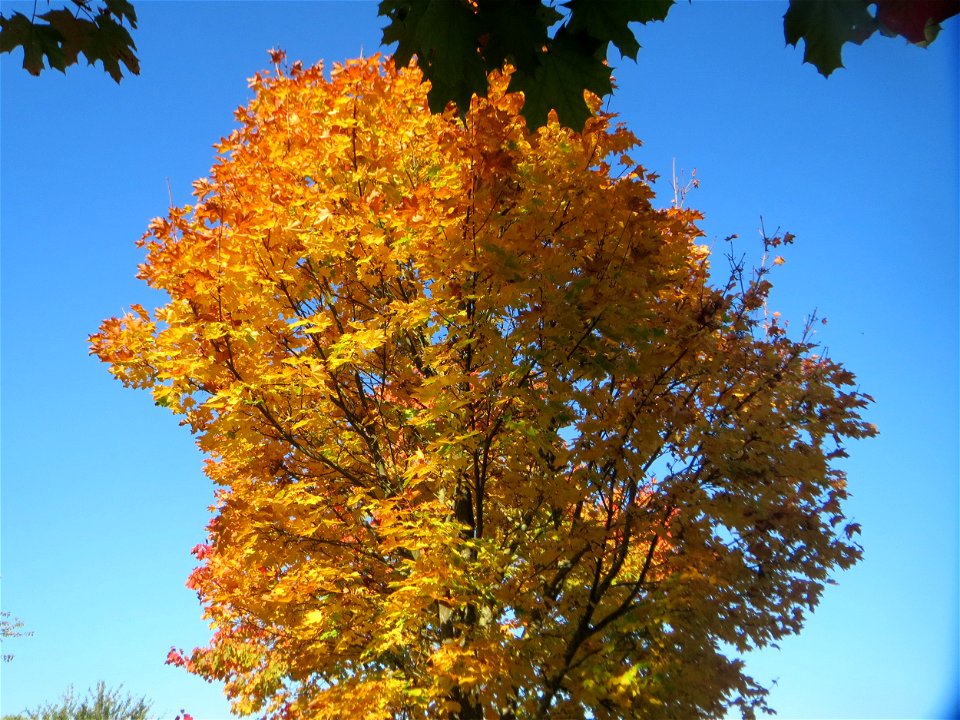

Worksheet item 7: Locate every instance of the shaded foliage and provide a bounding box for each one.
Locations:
[3,1,956,129]
[0,0,137,81]
[381,0,959,128]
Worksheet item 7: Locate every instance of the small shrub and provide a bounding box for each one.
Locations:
[18,683,150,720]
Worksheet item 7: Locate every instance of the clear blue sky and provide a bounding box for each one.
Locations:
[1,2,956,718]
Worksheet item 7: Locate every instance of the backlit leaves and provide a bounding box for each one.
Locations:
[92,55,876,719]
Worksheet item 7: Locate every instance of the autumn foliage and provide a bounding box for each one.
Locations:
[91,55,875,719]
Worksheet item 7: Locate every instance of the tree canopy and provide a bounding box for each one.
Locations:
[2,0,957,128]
[91,55,876,719]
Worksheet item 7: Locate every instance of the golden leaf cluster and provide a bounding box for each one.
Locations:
[91,55,876,720]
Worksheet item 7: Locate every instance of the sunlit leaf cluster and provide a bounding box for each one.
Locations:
[91,55,876,719]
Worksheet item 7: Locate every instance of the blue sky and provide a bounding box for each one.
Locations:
[1,2,956,718]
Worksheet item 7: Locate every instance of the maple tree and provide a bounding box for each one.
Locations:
[91,55,876,719]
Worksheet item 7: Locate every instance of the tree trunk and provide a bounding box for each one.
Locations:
[443,487,482,719]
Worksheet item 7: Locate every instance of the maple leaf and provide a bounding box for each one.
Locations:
[566,0,675,61]
[42,9,94,69]
[380,0,487,114]
[507,25,611,130]
[0,1,138,81]
[104,0,138,28]
[473,1,557,77]
[874,0,960,45]
[380,0,956,131]
[380,0,674,129]
[81,9,139,81]
[783,0,878,76]
[0,12,54,75]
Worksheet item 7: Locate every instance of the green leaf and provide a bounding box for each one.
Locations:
[378,0,411,53]
[379,0,674,129]
[41,9,95,69]
[380,0,486,114]
[0,12,45,74]
[81,9,139,82]
[783,0,878,76]
[508,26,611,131]
[1,4,138,81]
[473,1,553,77]
[565,0,675,60]
[416,1,485,113]
[0,12,33,54]
[104,0,138,28]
